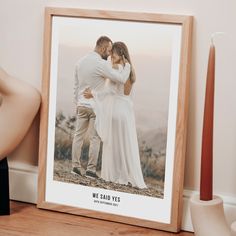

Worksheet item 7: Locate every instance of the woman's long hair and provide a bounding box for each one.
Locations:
[112,42,136,84]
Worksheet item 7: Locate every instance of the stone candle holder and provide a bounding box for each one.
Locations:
[190,194,236,236]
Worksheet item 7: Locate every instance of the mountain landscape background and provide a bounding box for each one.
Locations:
[56,44,171,140]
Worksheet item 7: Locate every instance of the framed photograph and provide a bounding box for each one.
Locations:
[38,7,193,232]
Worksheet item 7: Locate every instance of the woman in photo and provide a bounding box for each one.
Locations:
[84,42,146,189]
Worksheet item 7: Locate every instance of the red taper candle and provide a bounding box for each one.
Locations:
[200,42,215,201]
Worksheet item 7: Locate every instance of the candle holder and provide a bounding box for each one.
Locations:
[0,157,10,215]
[191,32,234,235]
[190,194,231,236]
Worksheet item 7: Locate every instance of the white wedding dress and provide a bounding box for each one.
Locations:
[92,65,146,189]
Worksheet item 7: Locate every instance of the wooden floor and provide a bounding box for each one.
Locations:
[0,201,194,236]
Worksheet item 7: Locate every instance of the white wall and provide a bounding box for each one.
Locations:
[1,0,236,231]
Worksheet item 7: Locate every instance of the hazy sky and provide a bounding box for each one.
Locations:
[55,16,177,56]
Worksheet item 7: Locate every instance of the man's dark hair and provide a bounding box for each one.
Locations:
[96,36,112,47]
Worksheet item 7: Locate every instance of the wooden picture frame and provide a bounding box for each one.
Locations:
[37,7,193,232]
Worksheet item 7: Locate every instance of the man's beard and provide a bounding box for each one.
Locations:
[101,54,108,60]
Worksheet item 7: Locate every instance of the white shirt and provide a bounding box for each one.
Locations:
[74,51,131,108]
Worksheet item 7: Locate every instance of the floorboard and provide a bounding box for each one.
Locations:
[0,201,193,236]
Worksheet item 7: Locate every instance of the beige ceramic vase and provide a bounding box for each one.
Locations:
[190,194,231,236]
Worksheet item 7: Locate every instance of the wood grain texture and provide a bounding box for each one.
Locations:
[37,7,193,233]
[37,8,52,205]
[0,201,193,236]
[45,7,191,24]
[170,16,193,231]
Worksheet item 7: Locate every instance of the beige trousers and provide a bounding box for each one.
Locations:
[72,106,101,173]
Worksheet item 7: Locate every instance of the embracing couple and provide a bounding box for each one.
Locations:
[71,36,146,189]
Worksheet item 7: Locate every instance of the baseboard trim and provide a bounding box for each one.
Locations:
[9,162,38,204]
[8,164,236,232]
